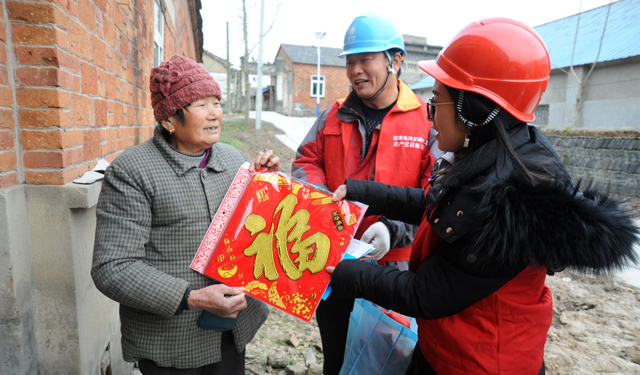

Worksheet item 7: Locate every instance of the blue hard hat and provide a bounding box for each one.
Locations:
[339,13,406,57]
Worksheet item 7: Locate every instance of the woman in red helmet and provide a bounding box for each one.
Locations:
[327,18,639,375]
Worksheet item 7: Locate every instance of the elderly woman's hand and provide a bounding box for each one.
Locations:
[250,150,281,172]
[188,284,248,318]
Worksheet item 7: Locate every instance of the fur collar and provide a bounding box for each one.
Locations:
[472,178,639,274]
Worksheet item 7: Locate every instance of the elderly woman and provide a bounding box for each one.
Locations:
[91,55,279,374]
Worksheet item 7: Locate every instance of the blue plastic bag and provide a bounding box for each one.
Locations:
[339,298,418,375]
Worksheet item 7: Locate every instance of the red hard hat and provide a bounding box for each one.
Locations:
[419,18,550,123]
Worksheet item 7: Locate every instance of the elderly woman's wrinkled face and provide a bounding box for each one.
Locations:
[164,96,223,155]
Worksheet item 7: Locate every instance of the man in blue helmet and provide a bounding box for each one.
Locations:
[292,12,441,374]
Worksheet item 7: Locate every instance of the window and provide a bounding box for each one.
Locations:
[310,75,325,98]
[154,0,164,67]
[532,104,549,126]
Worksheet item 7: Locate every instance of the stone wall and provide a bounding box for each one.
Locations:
[542,129,640,208]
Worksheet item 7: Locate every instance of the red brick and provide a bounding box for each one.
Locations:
[83,129,99,160]
[0,150,17,170]
[103,17,115,47]
[23,149,82,168]
[70,93,92,126]
[45,0,78,18]
[0,129,14,149]
[24,151,61,168]
[106,127,117,153]
[0,87,14,107]
[78,0,96,32]
[15,67,78,91]
[78,161,92,177]
[21,129,83,149]
[0,66,8,86]
[0,171,18,188]
[16,67,58,86]
[25,168,77,185]
[16,88,70,108]
[95,0,107,13]
[105,73,119,100]
[123,59,134,84]
[12,25,63,46]
[96,5,104,24]
[91,35,107,69]
[112,52,122,77]
[14,47,80,73]
[7,1,66,26]
[19,109,71,128]
[0,20,6,44]
[68,20,89,60]
[0,109,15,129]
[0,44,7,64]
[14,46,57,66]
[57,49,81,73]
[108,101,123,126]
[94,98,107,126]
[81,62,97,95]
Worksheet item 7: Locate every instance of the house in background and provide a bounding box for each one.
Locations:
[201,50,235,104]
[534,0,640,129]
[274,44,348,117]
[401,35,442,87]
[272,35,441,117]
[411,0,640,130]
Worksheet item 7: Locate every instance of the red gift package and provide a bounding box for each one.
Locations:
[191,163,367,322]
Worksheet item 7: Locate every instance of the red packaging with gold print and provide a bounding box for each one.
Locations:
[191,163,367,322]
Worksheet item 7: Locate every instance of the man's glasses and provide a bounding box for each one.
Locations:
[426,98,454,120]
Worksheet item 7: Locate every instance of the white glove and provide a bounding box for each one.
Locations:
[361,222,391,260]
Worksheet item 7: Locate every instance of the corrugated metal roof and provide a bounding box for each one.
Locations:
[534,0,640,70]
[279,44,345,67]
[410,75,435,90]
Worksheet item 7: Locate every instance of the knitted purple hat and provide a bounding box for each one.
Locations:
[150,55,222,122]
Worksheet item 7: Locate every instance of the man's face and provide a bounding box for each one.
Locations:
[346,52,390,100]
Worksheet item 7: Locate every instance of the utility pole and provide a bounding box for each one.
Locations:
[315,31,325,117]
[255,0,265,129]
[226,22,232,113]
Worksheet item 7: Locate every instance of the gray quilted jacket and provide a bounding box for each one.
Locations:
[92,126,268,367]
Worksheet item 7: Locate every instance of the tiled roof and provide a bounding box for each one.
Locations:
[278,44,345,67]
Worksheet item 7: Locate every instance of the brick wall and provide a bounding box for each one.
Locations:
[292,63,349,115]
[0,0,201,188]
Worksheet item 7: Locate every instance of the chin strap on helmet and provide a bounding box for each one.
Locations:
[456,91,501,147]
[362,50,397,102]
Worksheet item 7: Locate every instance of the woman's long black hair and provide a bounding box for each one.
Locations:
[441,85,557,189]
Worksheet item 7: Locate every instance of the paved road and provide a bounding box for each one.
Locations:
[251,110,640,290]
[249,111,315,152]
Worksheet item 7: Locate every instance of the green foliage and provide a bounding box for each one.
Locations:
[218,136,244,149]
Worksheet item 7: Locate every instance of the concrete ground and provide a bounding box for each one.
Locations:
[251,110,640,290]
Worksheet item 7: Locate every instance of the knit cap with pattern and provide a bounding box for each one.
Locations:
[150,55,222,122]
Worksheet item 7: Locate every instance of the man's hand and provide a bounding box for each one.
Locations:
[361,222,391,260]
[188,284,247,318]
[250,150,281,172]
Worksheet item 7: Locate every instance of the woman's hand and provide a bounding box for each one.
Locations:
[188,284,247,318]
[332,184,347,202]
[250,150,281,172]
[326,266,335,275]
